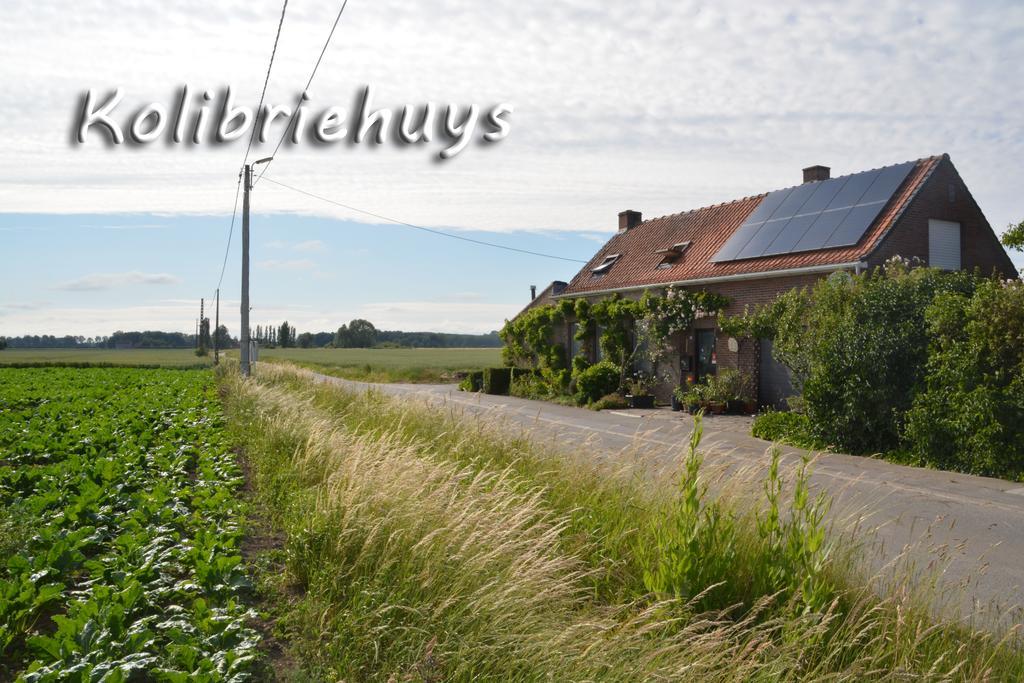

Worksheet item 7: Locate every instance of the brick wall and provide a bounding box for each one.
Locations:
[565,273,829,402]
[869,157,1018,277]
[691,274,823,401]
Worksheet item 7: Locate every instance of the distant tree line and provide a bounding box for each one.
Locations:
[3,334,109,348]
[1,329,238,350]
[2,319,500,350]
[252,322,297,348]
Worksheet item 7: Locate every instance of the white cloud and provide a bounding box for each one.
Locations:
[354,301,519,333]
[54,271,181,291]
[0,0,1020,233]
[264,239,326,252]
[292,240,325,252]
[255,258,316,271]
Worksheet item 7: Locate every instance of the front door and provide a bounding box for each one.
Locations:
[695,329,716,381]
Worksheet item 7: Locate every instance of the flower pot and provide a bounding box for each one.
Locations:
[686,402,701,415]
[707,401,726,415]
[726,399,744,415]
[670,393,682,411]
[743,399,757,415]
[626,394,655,409]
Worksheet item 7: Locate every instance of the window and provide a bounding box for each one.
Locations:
[591,253,620,278]
[928,219,961,271]
[654,241,690,270]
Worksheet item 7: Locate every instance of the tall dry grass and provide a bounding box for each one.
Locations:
[224,362,1023,681]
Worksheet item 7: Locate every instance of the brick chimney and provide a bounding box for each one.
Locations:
[618,210,642,233]
[802,165,830,183]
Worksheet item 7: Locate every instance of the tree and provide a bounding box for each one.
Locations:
[0,337,6,350]
[278,321,293,348]
[1001,220,1024,251]
[214,325,232,349]
[297,332,314,348]
[347,319,378,348]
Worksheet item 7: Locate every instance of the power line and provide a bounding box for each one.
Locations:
[243,0,290,168]
[214,0,290,299]
[255,0,351,186]
[260,175,589,263]
[215,172,243,294]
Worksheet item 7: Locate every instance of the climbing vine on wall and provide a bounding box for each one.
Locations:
[501,287,730,396]
[499,300,574,389]
[641,287,731,362]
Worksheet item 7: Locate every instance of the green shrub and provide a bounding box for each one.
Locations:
[574,361,621,405]
[591,393,628,411]
[727,262,977,454]
[482,367,512,395]
[751,411,821,449]
[904,280,1024,478]
[459,370,484,392]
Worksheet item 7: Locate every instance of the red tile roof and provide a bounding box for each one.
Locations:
[560,155,943,296]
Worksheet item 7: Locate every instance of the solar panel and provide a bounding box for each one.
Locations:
[710,221,763,262]
[735,217,792,260]
[792,208,850,252]
[769,181,819,220]
[742,187,795,225]
[711,161,914,262]
[796,177,847,215]
[823,203,886,248]
[858,162,915,205]
[765,213,820,254]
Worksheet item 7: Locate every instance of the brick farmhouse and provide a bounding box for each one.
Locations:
[520,154,1018,406]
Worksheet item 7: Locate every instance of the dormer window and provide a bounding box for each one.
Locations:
[654,241,690,270]
[591,253,620,278]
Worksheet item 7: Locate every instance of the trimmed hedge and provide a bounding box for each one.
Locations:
[459,370,484,392]
[483,367,512,395]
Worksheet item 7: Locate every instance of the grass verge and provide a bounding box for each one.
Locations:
[224,362,1024,681]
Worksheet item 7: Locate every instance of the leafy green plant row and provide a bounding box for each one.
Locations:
[0,367,258,681]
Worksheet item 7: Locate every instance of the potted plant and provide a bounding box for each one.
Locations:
[674,382,703,414]
[625,371,656,409]
[702,372,731,415]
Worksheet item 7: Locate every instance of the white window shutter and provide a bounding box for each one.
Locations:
[928,219,961,271]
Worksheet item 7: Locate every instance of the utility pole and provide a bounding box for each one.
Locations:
[240,164,252,377]
[214,288,220,365]
[239,156,272,378]
[200,298,205,352]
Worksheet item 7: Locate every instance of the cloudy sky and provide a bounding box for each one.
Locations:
[1,0,1022,336]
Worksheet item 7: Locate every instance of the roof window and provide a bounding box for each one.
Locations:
[654,241,690,269]
[591,253,620,278]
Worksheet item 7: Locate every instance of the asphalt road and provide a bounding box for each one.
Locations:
[310,373,1024,629]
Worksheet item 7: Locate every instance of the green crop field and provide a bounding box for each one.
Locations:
[0,367,256,680]
[0,348,213,368]
[257,347,503,383]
